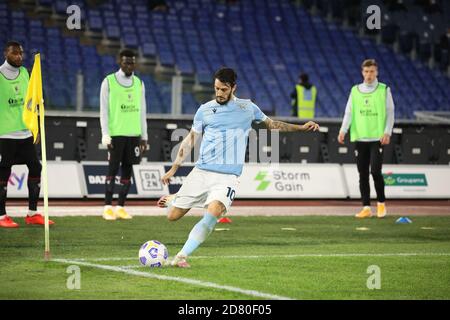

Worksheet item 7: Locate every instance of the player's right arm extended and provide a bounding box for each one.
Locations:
[263,118,320,132]
[161,130,200,184]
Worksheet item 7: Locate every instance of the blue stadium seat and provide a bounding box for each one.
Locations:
[4,0,448,116]
[142,43,157,57]
[105,25,120,39]
[88,16,102,32]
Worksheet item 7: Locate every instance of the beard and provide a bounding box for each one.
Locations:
[216,93,232,105]
[7,59,22,68]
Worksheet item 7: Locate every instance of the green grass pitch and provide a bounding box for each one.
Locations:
[1,215,449,300]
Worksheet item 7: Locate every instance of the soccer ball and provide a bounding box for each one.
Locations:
[138,240,169,267]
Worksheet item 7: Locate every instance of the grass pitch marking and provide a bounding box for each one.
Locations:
[53,258,294,300]
[67,252,450,262]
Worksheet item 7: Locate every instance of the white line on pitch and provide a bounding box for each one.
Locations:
[65,252,450,262]
[53,258,293,300]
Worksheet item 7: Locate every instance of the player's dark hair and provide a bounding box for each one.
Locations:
[361,59,377,69]
[214,67,237,87]
[119,49,136,58]
[4,41,22,52]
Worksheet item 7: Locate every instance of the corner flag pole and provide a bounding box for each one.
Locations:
[35,55,51,261]
[22,53,50,260]
[39,95,50,261]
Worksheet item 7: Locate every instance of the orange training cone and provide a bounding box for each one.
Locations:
[218,217,232,223]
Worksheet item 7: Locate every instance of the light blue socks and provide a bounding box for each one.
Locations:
[179,213,218,256]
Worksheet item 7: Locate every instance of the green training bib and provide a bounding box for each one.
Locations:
[106,73,142,137]
[350,82,387,142]
[0,66,29,135]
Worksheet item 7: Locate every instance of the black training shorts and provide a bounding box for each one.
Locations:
[0,137,40,167]
[108,136,141,165]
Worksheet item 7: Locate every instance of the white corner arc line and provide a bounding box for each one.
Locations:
[53,258,294,300]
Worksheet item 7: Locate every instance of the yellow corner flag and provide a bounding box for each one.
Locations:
[23,53,51,260]
[22,53,43,144]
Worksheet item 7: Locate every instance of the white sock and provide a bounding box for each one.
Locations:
[165,196,175,214]
[0,215,6,220]
[116,205,123,210]
[28,210,37,216]
[104,205,112,211]
[363,206,371,210]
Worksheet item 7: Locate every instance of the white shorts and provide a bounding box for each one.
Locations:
[172,167,239,214]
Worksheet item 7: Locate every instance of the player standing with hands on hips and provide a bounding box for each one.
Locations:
[157,67,319,267]
[100,49,147,220]
[338,59,395,219]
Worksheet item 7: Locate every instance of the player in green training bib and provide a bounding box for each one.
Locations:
[0,41,55,228]
[100,49,148,220]
[338,59,395,219]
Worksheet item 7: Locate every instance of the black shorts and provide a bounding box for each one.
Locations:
[0,137,40,168]
[108,136,141,165]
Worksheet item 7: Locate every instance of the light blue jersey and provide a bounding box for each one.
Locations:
[192,97,267,176]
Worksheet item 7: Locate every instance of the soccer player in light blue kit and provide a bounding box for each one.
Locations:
[158,68,320,267]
